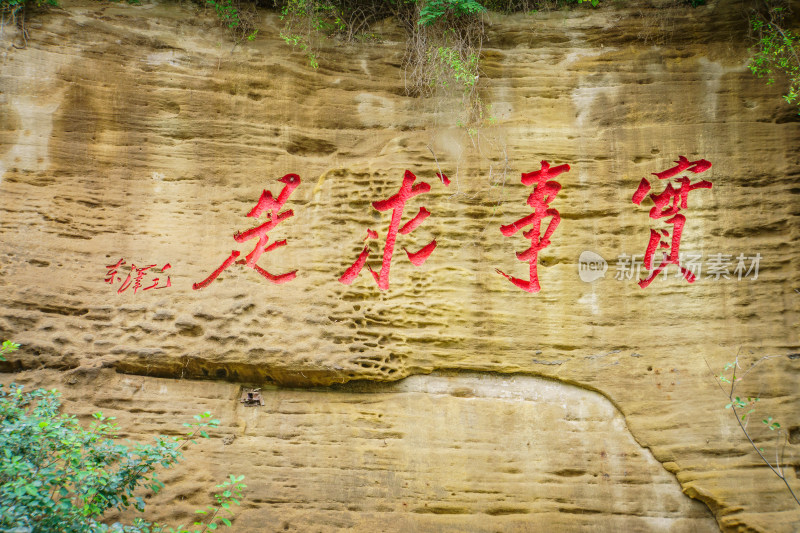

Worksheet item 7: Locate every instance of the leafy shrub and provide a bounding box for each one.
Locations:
[418,0,485,26]
[0,0,56,19]
[428,44,479,87]
[0,0,57,48]
[0,340,19,362]
[0,377,245,532]
[715,357,799,506]
[750,6,800,112]
[477,0,599,12]
[278,0,369,68]
[206,0,259,44]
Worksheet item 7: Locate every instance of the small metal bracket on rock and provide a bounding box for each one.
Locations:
[240,388,265,406]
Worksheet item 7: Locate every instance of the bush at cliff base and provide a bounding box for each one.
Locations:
[0,383,182,533]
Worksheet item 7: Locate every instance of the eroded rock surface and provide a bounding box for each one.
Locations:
[1,369,718,531]
[0,0,799,530]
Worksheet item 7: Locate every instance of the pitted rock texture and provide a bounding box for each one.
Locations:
[0,0,799,530]
[1,369,718,532]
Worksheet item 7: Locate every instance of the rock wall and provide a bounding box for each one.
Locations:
[2,368,719,531]
[0,0,799,530]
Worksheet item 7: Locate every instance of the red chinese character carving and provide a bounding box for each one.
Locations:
[632,156,712,289]
[106,259,171,294]
[339,170,442,290]
[496,160,569,293]
[119,264,155,294]
[436,172,451,186]
[193,175,301,290]
[105,258,125,284]
[142,263,172,291]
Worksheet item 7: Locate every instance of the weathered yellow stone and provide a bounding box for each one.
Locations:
[0,0,798,530]
[1,369,719,531]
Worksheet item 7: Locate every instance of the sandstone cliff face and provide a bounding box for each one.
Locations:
[0,0,798,530]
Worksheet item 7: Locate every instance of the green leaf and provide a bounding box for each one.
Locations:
[208,523,218,530]
[0,383,248,531]
[2,340,18,349]
[221,518,232,527]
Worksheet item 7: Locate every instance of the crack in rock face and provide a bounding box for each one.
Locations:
[1,369,717,531]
